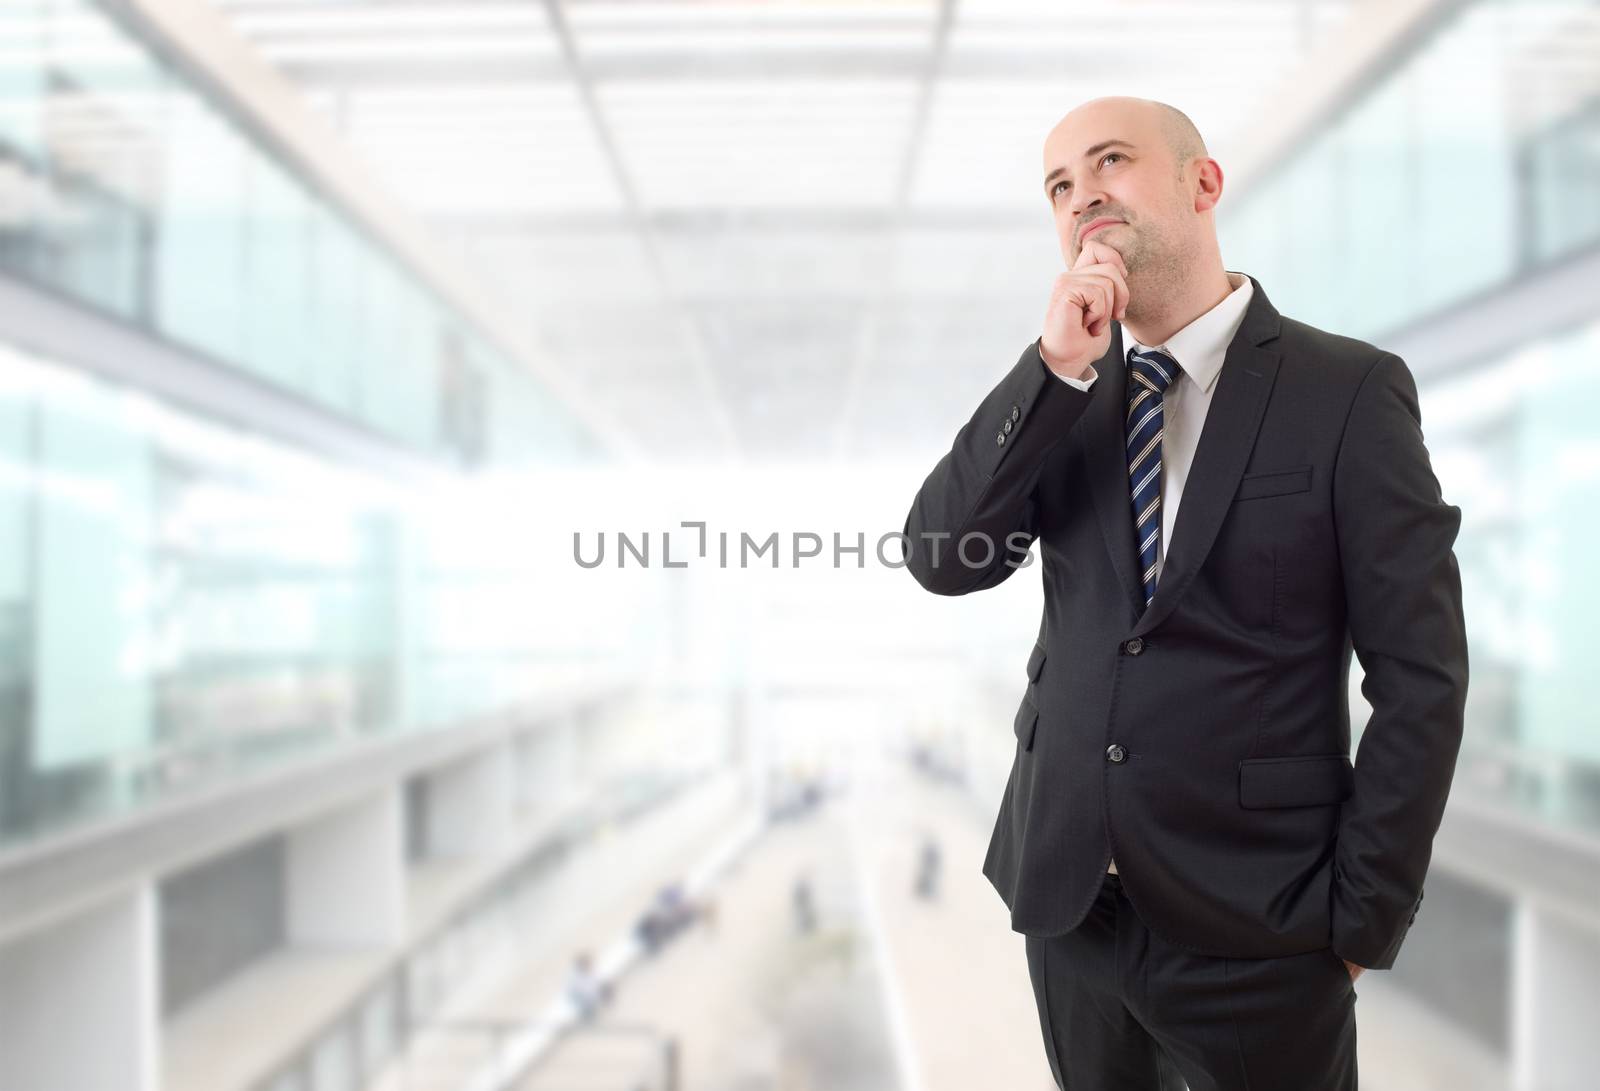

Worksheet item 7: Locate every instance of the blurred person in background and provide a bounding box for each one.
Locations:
[636,881,701,955]
[792,872,817,936]
[913,833,942,902]
[566,950,611,1022]
[902,95,1467,1091]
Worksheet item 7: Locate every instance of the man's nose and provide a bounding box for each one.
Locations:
[1071,197,1109,232]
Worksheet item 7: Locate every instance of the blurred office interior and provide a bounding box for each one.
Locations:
[1,0,1598,1088]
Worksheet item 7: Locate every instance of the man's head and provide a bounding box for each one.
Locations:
[1041,96,1223,315]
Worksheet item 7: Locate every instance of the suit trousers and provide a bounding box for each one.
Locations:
[1023,869,1358,1090]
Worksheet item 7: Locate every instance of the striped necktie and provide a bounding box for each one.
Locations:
[1126,347,1180,609]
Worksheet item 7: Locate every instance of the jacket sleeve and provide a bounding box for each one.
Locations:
[903,338,1099,595]
[1329,351,1469,970]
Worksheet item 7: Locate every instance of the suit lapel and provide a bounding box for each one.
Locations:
[1083,275,1285,637]
[1130,275,1282,637]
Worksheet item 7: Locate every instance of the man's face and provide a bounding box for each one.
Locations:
[1041,103,1191,274]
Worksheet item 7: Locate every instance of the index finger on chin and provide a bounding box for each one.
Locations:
[1079,237,1122,274]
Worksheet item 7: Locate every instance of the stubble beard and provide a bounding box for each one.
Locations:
[1117,219,1197,329]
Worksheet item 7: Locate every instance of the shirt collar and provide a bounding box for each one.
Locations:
[1124,271,1254,395]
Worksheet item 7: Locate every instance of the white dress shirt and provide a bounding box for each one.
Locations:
[1047,270,1255,874]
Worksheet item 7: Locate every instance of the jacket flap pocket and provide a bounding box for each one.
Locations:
[1013,695,1039,751]
[1026,641,1047,682]
[1236,464,1312,501]
[1238,754,1353,808]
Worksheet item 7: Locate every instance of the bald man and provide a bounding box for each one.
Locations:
[902,97,1467,1090]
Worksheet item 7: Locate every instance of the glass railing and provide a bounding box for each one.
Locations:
[248,769,699,1091]
[0,0,593,466]
[0,337,614,851]
[1422,316,1600,838]
[1219,0,1600,342]
[1216,0,1600,842]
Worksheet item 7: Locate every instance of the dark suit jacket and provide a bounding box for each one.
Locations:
[902,274,1468,970]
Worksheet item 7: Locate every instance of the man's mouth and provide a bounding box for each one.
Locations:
[1081,218,1123,241]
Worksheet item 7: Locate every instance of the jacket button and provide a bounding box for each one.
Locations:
[996,431,1006,446]
[1011,406,1021,422]
[1106,743,1126,763]
[1003,418,1013,434]
[1123,638,1144,655]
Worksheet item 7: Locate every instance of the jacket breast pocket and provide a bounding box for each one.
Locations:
[1238,753,1353,808]
[1013,641,1046,751]
[1235,464,1312,501]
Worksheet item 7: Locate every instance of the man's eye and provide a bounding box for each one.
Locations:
[1052,154,1123,197]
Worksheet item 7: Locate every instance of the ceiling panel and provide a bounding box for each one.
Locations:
[209,0,1361,463]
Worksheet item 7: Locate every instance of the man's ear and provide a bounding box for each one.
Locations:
[1193,158,1224,214]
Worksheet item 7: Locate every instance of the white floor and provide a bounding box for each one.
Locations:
[382,751,1513,1091]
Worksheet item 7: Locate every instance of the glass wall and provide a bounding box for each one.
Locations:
[1425,316,1600,835]
[1220,0,1597,342]
[0,339,617,850]
[1219,0,1600,839]
[0,0,621,849]
[249,769,694,1091]
[0,0,592,467]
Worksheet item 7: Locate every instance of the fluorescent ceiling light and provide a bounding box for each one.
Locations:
[341,84,579,108]
[599,79,920,104]
[600,99,917,121]
[568,2,937,28]
[231,5,550,35]
[951,27,1302,51]
[258,35,561,61]
[577,29,934,53]
[347,117,593,135]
